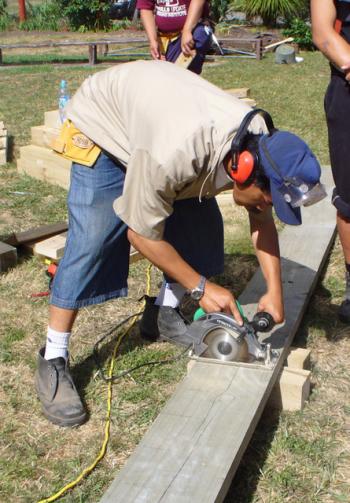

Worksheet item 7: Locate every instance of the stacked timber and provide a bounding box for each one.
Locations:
[225,87,256,107]
[0,121,8,165]
[17,110,71,190]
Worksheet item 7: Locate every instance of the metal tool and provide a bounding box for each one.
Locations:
[187,309,278,367]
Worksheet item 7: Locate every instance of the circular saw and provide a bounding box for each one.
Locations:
[186,311,278,367]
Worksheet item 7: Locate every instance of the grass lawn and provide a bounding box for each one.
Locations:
[0,41,349,503]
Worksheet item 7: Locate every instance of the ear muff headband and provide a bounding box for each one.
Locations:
[230,109,276,184]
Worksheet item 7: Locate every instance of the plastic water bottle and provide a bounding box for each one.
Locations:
[58,79,70,124]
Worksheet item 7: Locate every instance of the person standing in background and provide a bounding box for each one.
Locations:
[137,0,213,74]
[311,0,350,322]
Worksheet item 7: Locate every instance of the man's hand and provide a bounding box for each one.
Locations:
[199,281,243,325]
[181,29,195,56]
[257,291,284,324]
[127,229,243,324]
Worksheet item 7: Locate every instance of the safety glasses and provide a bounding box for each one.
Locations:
[278,178,327,208]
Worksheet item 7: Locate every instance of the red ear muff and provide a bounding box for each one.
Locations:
[230,150,255,184]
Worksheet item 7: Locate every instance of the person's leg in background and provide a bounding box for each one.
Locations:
[337,214,350,315]
[36,153,129,426]
[165,22,213,74]
[325,74,350,322]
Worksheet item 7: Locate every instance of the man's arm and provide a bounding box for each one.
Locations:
[181,0,207,55]
[127,228,244,324]
[248,208,284,323]
[140,8,162,59]
[311,0,350,77]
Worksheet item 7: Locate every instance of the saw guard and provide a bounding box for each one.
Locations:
[187,312,278,366]
[187,312,248,362]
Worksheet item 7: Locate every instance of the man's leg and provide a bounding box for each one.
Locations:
[43,306,77,361]
[140,197,224,342]
[49,306,77,331]
[188,23,213,74]
[36,153,129,426]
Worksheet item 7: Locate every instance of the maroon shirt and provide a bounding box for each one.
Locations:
[137,0,209,33]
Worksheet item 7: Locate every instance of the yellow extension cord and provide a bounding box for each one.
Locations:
[37,264,153,503]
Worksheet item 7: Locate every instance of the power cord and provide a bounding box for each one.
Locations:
[37,264,191,502]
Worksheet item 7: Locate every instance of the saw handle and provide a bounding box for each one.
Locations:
[193,300,247,322]
[252,311,275,333]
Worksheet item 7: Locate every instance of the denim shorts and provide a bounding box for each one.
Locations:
[50,152,224,309]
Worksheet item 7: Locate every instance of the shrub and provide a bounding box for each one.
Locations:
[283,18,314,50]
[58,0,111,31]
[0,0,6,16]
[0,0,12,30]
[239,0,305,27]
[211,0,229,23]
[19,1,66,31]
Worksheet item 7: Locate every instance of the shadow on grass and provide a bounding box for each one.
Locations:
[295,282,350,345]
[71,321,154,401]
[224,408,281,503]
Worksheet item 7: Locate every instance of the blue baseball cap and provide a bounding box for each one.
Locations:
[258,131,322,225]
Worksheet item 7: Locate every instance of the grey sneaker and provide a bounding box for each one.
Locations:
[139,296,191,346]
[35,347,87,427]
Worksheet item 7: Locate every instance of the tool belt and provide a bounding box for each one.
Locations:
[157,31,181,55]
[51,120,101,167]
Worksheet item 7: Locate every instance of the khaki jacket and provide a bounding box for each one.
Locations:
[66,60,267,240]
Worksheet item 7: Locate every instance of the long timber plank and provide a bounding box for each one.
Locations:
[100,167,336,503]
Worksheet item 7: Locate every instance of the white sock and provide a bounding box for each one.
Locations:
[155,281,186,308]
[44,327,71,361]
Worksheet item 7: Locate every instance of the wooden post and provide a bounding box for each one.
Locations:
[0,48,2,65]
[88,44,97,65]
[255,38,262,60]
[18,0,26,22]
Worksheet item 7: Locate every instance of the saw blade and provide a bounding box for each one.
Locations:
[202,326,249,362]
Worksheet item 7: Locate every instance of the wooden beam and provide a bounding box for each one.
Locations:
[225,88,250,98]
[31,125,60,149]
[268,367,311,411]
[0,149,7,165]
[24,232,67,260]
[44,110,61,129]
[175,51,195,69]
[286,346,311,370]
[99,168,336,503]
[0,242,17,272]
[3,222,68,247]
[17,145,71,190]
